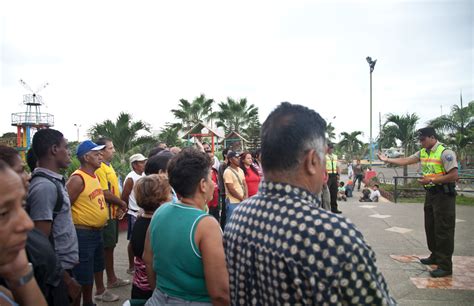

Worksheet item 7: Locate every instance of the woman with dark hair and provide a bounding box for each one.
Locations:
[130,174,171,302]
[143,148,229,306]
[240,151,261,197]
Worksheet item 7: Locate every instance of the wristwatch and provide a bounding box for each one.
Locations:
[5,263,34,288]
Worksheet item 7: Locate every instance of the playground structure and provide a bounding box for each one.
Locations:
[182,122,223,152]
[11,79,54,158]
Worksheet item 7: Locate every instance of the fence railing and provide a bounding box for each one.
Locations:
[391,176,474,203]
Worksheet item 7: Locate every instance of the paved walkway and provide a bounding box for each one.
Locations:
[97,190,474,306]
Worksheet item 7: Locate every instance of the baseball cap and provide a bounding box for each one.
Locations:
[417,127,437,139]
[130,153,147,164]
[77,140,105,158]
[227,151,241,159]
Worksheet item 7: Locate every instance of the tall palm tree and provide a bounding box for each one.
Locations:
[157,123,183,148]
[216,98,259,135]
[429,96,473,168]
[88,112,154,165]
[326,122,336,143]
[338,131,364,161]
[382,113,420,177]
[171,94,216,131]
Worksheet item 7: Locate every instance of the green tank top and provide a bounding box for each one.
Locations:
[149,201,210,302]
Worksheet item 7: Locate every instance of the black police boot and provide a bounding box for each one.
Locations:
[420,257,436,265]
[430,268,452,278]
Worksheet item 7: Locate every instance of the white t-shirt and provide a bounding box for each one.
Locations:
[370,189,381,202]
[125,171,144,216]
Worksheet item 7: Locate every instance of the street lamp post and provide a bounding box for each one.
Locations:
[366,56,377,167]
[74,123,81,142]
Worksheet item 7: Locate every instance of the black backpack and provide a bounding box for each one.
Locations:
[27,172,70,305]
[29,172,64,220]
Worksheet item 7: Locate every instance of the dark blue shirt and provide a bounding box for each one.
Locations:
[224,181,396,305]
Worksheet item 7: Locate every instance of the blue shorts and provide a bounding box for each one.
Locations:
[127,213,137,240]
[73,228,105,285]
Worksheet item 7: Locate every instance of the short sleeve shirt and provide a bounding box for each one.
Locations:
[410,141,458,172]
[26,167,79,270]
[95,162,121,218]
[224,181,396,305]
[223,167,245,203]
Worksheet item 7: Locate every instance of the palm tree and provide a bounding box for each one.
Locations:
[326,122,336,143]
[88,112,154,165]
[338,131,364,161]
[382,113,420,177]
[216,98,259,135]
[157,123,183,148]
[429,96,473,168]
[171,94,216,131]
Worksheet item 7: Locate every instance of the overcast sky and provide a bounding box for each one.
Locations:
[1,0,472,144]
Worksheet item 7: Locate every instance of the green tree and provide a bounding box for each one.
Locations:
[88,112,154,172]
[171,94,216,131]
[326,122,336,143]
[382,113,420,177]
[244,116,262,151]
[157,123,183,148]
[429,97,474,168]
[216,97,259,135]
[338,131,364,162]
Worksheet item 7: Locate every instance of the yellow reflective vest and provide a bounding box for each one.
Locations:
[326,154,338,174]
[420,144,446,187]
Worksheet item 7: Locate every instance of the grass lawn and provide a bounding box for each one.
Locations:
[398,194,474,206]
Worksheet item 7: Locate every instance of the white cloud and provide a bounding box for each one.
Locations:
[1,0,472,145]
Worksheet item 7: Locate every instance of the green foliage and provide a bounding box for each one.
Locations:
[338,131,364,161]
[244,116,261,151]
[216,97,259,135]
[157,124,183,148]
[326,122,336,143]
[171,94,216,131]
[88,112,154,163]
[429,97,473,168]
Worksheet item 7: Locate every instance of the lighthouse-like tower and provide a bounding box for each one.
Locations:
[11,79,54,159]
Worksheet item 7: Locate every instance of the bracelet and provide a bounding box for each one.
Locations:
[5,263,34,288]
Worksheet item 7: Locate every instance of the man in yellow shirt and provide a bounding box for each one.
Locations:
[66,140,111,305]
[93,138,129,302]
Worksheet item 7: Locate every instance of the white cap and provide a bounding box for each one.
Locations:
[129,153,147,164]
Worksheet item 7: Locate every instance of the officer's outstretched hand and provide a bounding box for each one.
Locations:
[377,153,388,162]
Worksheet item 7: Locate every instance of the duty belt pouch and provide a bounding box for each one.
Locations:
[443,183,456,196]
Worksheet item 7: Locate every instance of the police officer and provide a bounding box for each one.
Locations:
[326,143,342,214]
[378,127,458,278]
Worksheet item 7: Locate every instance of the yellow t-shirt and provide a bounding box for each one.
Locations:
[223,167,246,204]
[71,169,109,228]
[95,162,121,219]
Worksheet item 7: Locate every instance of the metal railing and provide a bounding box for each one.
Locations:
[392,176,474,203]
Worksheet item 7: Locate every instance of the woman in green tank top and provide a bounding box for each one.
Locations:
[143,148,230,306]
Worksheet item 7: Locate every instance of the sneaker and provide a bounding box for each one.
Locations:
[420,257,436,265]
[430,268,452,278]
[126,268,135,275]
[107,277,130,288]
[331,210,342,214]
[94,290,119,302]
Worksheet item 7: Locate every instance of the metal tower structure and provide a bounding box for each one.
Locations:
[11,79,54,158]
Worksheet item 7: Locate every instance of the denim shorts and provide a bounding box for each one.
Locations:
[145,288,211,306]
[225,199,240,225]
[73,228,105,285]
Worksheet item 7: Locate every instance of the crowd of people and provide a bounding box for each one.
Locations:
[0,101,459,305]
